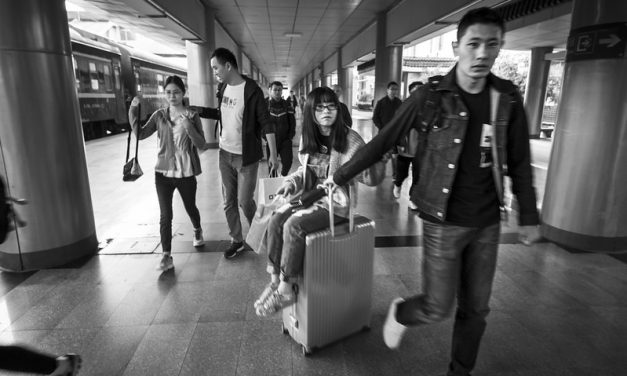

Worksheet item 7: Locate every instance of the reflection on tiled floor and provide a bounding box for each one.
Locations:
[1,117,627,375]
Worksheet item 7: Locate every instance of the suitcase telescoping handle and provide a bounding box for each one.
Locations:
[322,182,354,237]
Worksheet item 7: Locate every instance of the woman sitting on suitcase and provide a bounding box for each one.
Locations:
[255,86,386,316]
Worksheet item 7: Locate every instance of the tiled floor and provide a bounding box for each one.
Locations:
[1,115,626,375]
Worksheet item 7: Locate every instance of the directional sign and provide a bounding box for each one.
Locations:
[566,22,627,62]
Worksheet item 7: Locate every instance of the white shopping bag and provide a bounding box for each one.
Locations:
[257,170,286,205]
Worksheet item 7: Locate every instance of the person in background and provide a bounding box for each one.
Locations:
[267,81,296,176]
[254,87,386,317]
[129,75,210,271]
[331,84,353,128]
[395,81,424,210]
[373,81,402,181]
[286,89,299,111]
[194,47,278,259]
[329,7,541,375]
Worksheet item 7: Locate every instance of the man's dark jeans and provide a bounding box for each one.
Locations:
[396,220,500,376]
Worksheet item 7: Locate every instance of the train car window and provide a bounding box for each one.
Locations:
[78,59,90,92]
[157,74,164,93]
[103,64,112,92]
[96,63,106,92]
[89,62,99,91]
[113,65,121,91]
[134,70,141,93]
[72,56,80,90]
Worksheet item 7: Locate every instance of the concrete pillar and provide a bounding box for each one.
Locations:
[0,0,97,271]
[374,12,403,105]
[541,0,627,251]
[185,6,217,147]
[343,67,354,113]
[525,46,553,137]
[320,63,327,87]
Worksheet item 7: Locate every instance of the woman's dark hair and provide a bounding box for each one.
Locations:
[300,87,349,155]
[457,7,505,41]
[164,75,186,95]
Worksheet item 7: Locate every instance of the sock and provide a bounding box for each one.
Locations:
[277,281,292,296]
[271,274,280,285]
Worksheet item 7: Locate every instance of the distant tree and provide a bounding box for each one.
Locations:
[492,50,530,97]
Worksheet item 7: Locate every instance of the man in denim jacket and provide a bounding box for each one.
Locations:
[331,7,540,376]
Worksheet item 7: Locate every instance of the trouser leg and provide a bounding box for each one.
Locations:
[447,223,500,376]
[395,155,412,187]
[396,220,480,326]
[175,176,201,229]
[219,149,244,242]
[155,172,175,253]
[0,345,57,373]
[238,160,259,226]
[279,139,293,176]
[281,207,347,279]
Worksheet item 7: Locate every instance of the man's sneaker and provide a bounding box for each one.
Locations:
[409,200,419,211]
[193,228,204,247]
[255,290,295,317]
[383,297,408,349]
[393,185,401,199]
[254,282,278,309]
[224,241,245,259]
[157,255,174,271]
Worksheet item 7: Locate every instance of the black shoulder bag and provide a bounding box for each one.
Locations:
[123,104,144,182]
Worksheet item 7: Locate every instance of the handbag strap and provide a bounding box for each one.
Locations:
[126,103,141,163]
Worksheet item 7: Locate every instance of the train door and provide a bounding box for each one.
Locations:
[112,60,127,128]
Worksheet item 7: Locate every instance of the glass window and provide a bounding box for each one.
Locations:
[89,62,99,90]
[113,64,121,90]
[78,60,90,91]
[72,56,79,90]
[157,74,163,93]
[134,69,141,93]
[103,64,112,91]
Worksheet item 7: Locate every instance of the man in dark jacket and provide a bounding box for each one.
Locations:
[195,47,278,259]
[373,81,402,180]
[266,81,295,176]
[329,8,540,376]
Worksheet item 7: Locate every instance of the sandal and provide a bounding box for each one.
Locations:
[254,282,278,309]
[255,290,295,317]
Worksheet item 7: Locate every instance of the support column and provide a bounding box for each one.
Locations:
[0,0,97,271]
[525,46,553,137]
[320,63,327,87]
[343,67,354,113]
[541,0,627,251]
[185,6,217,147]
[374,12,403,106]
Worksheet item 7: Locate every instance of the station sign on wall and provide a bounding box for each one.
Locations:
[566,22,627,62]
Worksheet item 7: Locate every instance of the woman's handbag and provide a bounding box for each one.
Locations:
[123,104,143,182]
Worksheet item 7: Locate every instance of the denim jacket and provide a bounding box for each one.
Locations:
[334,66,539,226]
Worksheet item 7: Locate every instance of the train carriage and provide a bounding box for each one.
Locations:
[69,27,187,141]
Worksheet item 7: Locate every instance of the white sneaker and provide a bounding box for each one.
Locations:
[409,201,418,211]
[157,255,174,271]
[383,297,408,349]
[193,228,204,247]
[393,185,401,199]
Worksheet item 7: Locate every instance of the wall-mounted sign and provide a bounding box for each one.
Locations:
[566,22,627,62]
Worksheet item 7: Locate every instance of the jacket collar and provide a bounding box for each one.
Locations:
[436,64,517,95]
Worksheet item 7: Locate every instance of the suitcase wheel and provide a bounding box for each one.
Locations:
[281,323,288,335]
[362,325,371,332]
[301,345,312,356]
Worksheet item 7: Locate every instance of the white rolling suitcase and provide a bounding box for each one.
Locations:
[281,185,375,355]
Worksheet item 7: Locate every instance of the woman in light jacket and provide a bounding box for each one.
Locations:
[129,75,210,271]
[254,86,387,316]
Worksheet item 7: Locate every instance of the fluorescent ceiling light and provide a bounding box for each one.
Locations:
[284,32,302,38]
